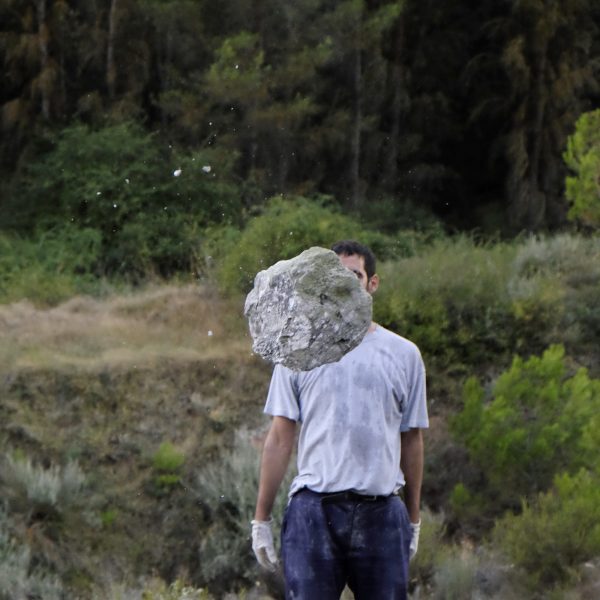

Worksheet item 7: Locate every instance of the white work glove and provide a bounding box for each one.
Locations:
[409,520,421,560]
[251,519,278,571]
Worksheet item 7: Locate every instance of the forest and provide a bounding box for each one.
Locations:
[1,0,600,599]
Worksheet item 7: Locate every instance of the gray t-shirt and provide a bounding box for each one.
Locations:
[264,325,428,497]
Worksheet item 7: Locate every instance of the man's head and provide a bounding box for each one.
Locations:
[331,240,379,294]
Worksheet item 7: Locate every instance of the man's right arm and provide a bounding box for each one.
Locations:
[254,415,297,521]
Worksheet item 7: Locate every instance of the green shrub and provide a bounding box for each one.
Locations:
[213,195,418,293]
[0,227,102,305]
[100,508,118,528]
[448,482,487,530]
[451,345,600,516]
[370,233,600,391]
[152,442,185,490]
[374,236,517,377]
[494,469,600,587]
[563,108,600,227]
[508,234,600,353]
[4,122,242,278]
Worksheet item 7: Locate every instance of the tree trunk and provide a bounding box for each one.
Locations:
[107,0,119,100]
[36,0,50,120]
[381,13,406,193]
[351,43,363,210]
[527,50,548,228]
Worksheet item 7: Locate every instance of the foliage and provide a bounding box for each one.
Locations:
[409,508,447,588]
[0,507,64,600]
[140,579,214,600]
[452,345,600,517]
[194,428,292,594]
[463,0,600,230]
[432,553,477,600]
[508,234,600,352]
[374,235,517,379]
[98,578,213,600]
[4,122,241,277]
[494,469,600,587]
[0,454,87,524]
[0,227,102,305]
[213,195,416,293]
[372,233,600,402]
[564,109,600,227]
[152,442,186,490]
[1,0,599,231]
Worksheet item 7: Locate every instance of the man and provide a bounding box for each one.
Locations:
[251,240,428,600]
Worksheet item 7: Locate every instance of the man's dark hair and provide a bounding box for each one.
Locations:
[331,240,376,279]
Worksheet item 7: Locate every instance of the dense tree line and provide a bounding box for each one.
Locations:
[1,0,599,235]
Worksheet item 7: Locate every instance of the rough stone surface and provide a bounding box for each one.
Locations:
[244,247,372,371]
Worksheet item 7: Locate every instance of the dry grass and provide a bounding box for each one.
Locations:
[0,284,251,372]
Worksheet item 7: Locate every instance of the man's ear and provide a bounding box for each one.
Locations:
[367,274,379,294]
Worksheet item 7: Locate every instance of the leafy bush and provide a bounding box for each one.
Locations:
[508,234,600,353]
[0,507,64,599]
[451,345,600,516]
[563,108,600,227]
[494,469,600,587]
[0,227,102,305]
[4,122,242,278]
[370,233,600,394]
[374,236,517,378]
[213,196,420,293]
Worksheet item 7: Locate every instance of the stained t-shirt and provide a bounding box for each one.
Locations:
[264,325,428,497]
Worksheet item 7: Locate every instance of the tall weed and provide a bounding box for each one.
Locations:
[193,428,293,594]
[97,578,214,600]
[432,552,477,600]
[0,454,87,523]
[0,507,64,600]
[409,508,447,587]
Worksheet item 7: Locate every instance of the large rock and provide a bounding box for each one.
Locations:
[244,247,372,371]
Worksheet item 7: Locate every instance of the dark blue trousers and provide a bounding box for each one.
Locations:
[281,489,412,600]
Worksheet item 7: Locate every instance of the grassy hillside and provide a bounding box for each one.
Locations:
[1,233,599,599]
[0,285,276,598]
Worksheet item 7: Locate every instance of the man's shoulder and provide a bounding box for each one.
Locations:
[374,325,422,356]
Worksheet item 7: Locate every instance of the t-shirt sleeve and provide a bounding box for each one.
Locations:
[400,346,429,431]
[264,364,301,421]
